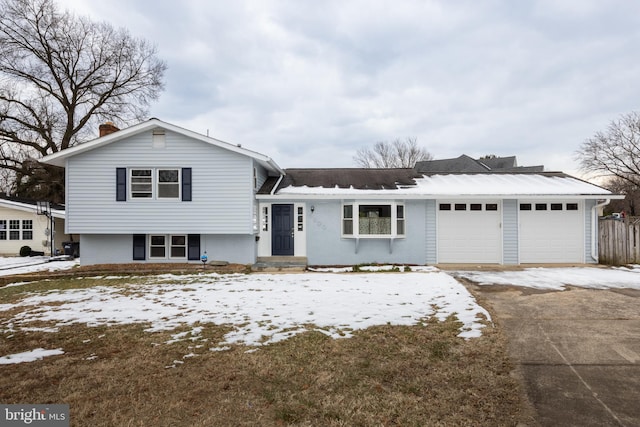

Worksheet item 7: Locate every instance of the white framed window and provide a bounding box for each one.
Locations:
[149,235,166,258]
[0,220,6,240]
[342,202,405,238]
[149,235,187,259]
[262,206,269,231]
[157,169,180,198]
[22,220,33,240]
[170,235,186,258]
[131,169,153,198]
[130,168,181,199]
[9,220,20,240]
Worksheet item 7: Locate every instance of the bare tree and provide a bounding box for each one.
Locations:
[604,176,639,216]
[0,0,166,202]
[354,137,433,168]
[576,111,640,188]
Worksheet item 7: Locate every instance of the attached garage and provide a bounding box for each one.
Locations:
[437,200,502,263]
[518,200,584,263]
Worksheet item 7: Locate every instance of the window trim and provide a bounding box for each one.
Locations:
[128,168,184,200]
[147,234,189,260]
[341,202,405,238]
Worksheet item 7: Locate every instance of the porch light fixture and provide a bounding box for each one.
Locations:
[310,205,315,213]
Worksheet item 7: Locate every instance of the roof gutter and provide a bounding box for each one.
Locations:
[591,198,610,262]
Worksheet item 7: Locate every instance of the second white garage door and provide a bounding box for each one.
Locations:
[437,200,502,263]
[519,201,584,263]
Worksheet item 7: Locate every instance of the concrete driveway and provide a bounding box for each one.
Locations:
[463,282,640,427]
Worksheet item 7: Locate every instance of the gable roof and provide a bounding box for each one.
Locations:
[40,118,284,175]
[0,194,65,219]
[258,168,619,199]
[415,154,544,174]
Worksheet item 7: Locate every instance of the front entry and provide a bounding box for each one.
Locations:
[272,204,294,256]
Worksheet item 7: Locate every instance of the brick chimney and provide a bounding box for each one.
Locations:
[99,122,119,137]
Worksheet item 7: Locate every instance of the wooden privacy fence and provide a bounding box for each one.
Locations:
[599,217,640,265]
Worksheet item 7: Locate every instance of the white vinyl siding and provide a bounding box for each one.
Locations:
[66,130,256,234]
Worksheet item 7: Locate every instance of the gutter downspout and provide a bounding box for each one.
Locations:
[270,174,284,195]
[591,199,610,262]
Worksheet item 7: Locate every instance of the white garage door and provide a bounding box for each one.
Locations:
[519,201,584,263]
[437,201,502,263]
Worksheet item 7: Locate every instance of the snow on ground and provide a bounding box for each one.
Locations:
[0,348,64,364]
[0,256,79,277]
[456,266,640,290]
[0,271,490,356]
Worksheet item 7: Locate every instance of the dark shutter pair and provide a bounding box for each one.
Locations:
[132,234,200,261]
[117,168,192,201]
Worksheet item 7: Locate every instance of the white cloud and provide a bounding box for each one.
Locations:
[55,0,640,174]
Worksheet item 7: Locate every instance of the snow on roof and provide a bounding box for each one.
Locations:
[275,173,616,198]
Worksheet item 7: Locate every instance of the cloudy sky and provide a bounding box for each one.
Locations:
[57,0,640,177]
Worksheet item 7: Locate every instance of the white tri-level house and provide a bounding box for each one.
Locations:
[41,119,621,266]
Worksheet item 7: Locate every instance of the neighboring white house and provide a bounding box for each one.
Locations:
[40,119,622,266]
[0,195,70,256]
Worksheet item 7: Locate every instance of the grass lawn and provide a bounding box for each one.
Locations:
[0,273,535,426]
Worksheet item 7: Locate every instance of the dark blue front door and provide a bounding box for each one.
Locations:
[272,204,294,256]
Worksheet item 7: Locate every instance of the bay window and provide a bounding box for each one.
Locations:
[342,202,405,237]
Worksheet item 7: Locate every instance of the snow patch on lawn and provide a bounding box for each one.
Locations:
[0,256,79,278]
[0,348,64,364]
[456,266,640,290]
[0,272,490,352]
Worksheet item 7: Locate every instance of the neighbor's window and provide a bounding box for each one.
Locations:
[9,220,20,240]
[22,220,33,240]
[149,235,166,258]
[157,169,180,198]
[131,169,153,198]
[0,220,6,240]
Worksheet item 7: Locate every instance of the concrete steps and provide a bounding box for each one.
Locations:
[252,256,308,272]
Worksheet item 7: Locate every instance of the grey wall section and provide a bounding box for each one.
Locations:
[80,234,133,265]
[305,200,426,265]
[584,199,597,263]
[80,233,256,265]
[201,234,256,264]
[502,199,519,264]
[66,130,254,234]
[425,200,437,264]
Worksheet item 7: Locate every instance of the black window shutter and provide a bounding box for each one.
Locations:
[182,168,192,201]
[187,234,200,260]
[116,168,127,201]
[133,234,146,260]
